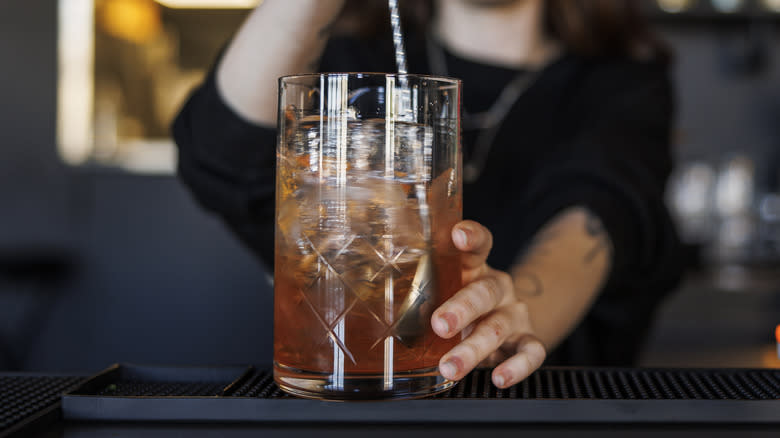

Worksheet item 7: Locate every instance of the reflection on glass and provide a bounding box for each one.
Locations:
[57,0,252,173]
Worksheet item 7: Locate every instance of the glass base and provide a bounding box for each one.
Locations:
[274,362,454,401]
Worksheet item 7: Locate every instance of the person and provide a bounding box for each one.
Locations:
[172,0,683,389]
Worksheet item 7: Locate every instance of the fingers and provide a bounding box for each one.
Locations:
[432,270,513,339]
[437,302,525,381]
[438,220,546,388]
[452,220,493,273]
[491,335,547,388]
[477,350,507,369]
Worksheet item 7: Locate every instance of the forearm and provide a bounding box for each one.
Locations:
[509,207,613,350]
[216,0,345,125]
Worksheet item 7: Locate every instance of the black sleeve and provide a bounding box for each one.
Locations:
[172,68,278,266]
[508,59,683,365]
[513,59,682,292]
[171,37,386,269]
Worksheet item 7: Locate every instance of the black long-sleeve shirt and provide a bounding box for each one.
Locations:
[172,33,683,366]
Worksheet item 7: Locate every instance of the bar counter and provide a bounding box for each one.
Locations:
[2,364,780,437]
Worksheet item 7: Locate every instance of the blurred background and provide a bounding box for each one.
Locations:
[0,0,779,373]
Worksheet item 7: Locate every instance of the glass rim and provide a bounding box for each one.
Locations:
[279,72,461,87]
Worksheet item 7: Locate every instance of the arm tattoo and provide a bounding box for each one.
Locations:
[519,222,563,260]
[583,211,612,264]
[513,271,544,297]
[528,228,558,257]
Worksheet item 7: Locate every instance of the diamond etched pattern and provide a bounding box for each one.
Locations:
[296,230,417,366]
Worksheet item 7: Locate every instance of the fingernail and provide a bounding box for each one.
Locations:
[453,228,468,248]
[440,361,457,379]
[439,312,457,335]
[493,373,505,388]
[432,316,450,336]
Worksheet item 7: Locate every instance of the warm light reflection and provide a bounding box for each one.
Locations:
[657,0,695,13]
[100,0,163,44]
[154,0,260,8]
[763,345,780,368]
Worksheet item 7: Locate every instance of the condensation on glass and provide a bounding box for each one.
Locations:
[274,73,462,400]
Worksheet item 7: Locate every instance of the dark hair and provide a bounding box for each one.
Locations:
[335,0,670,63]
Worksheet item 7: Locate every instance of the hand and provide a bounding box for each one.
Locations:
[431,220,547,388]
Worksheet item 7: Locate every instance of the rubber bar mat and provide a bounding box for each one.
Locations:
[231,367,780,400]
[61,364,780,424]
[0,375,83,438]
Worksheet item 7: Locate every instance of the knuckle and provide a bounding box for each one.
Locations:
[512,301,529,319]
[461,339,485,362]
[478,276,502,307]
[458,292,481,317]
[497,271,513,290]
[483,316,508,341]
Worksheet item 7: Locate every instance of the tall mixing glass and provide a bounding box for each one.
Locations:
[274,72,462,400]
[273,1,462,400]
